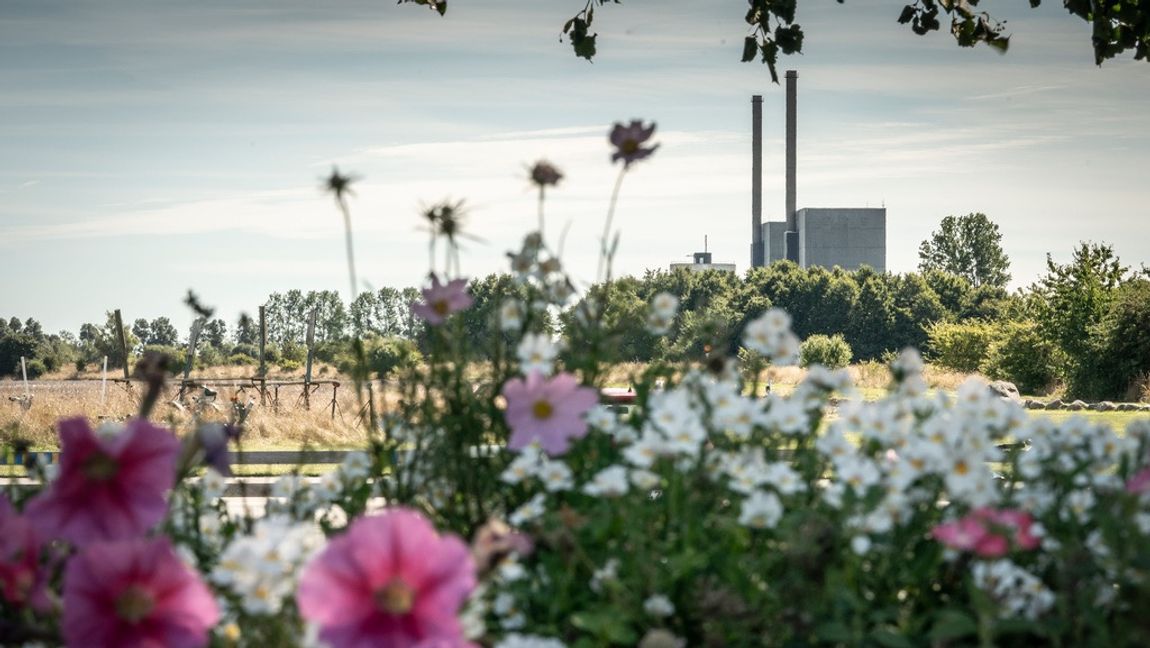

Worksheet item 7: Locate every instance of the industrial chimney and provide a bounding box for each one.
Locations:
[750,95,764,268]
[784,70,799,263]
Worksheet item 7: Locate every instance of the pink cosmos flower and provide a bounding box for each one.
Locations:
[63,537,219,648]
[411,275,474,325]
[25,417,180,545]
[1127,467,1150,494]
[932,507,1039,558]
[0,494,50,611]
[609,120,659,167]
[297,508,476,647]
[502,371,600,456]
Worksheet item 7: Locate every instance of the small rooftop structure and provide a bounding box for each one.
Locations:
[670,237,736,273]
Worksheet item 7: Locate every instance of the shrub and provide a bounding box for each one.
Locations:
[925,320,998,373]
[338,336,422,379]
[277,358,302,372]
[799,333,852,369]
[228,353,257,366]
[231,343,260,360]
[142,345,186,375]
[981,320,1061,395]
[22,358,47,379]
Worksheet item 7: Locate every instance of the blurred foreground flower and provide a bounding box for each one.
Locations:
[528,160,563,188]
[502,371,599,456]
[609,120,659,167]
[411,274,474,325]
[932,507,1040,557]
[0,494,50,610]
[25,417,179,545]
[297,508,476,647]
[63,537,219,648]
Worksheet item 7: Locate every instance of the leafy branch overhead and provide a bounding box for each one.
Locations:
[400,0,1150,78]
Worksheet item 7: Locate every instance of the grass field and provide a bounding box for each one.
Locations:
[3,363,1147,456]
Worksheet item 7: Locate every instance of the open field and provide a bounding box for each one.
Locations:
[4,363,1148,454]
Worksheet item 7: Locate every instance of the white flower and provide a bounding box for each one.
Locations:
[643,594,675,618]
[539,460,573,492]
[591,558,620,593]
[583,465,630,497]
[199,468,228,502]
[630,469,661,490]
[738,490,783,529]
[211,515,325,615]
[495,634,567,648]
[517,333,561,376]
[651,292,680,318]
[339,451,371,479]
[510,494,547,526]
[837,456,882,496]
[647,311,675,335]
[971,560,1054,620]
[850,535,872,556]
[502,445,545,484]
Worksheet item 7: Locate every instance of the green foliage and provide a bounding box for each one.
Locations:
[142,345,186,374]
[227,353,257,366]
[799,334,852,369]
[1034,242,1130,398]
[1093,279,1150,399]
[980,320,1060,395]
[925,320,997,373]
[0,331,38,377]
[339,336,422,378]
[918,213,1011,288]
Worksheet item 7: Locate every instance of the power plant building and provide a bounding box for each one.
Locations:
[751,72,887,272]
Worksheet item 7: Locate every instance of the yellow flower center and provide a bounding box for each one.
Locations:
[532,400,554,420]
[83,452,119,481]
[115,585,155,624]
[954,460,970,476]
[375,579,415,615]
[432,299,450,316]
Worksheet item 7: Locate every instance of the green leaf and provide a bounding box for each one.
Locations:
[741,36,758,62]
[929,610,978,642]
[571,610,637,644]
[898,5,916,24]
[815,621,854,643]
[870,629,915,648]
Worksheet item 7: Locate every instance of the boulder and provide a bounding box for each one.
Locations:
[1117,403,1138,412]
[1023,399,1046,410]
[1067,400,1088,411]
[1093,401,1118,412]
[988,380,1021,402]
[1044,399,1065,410]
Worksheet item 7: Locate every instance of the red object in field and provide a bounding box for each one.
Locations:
[600,387,636,404]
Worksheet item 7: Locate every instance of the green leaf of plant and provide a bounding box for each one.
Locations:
[929,610,978,642]
[742,36,758,62]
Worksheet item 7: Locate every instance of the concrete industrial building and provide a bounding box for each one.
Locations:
[670,250,737,274]
[750,72,886,272]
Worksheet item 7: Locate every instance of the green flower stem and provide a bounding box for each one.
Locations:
[597,166,628,283]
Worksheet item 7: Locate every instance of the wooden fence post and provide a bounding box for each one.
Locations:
[113,309,129,380]
[258,305,268,405]
[304,309,317,410]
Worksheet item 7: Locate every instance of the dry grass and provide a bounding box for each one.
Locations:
[1,372,373,450]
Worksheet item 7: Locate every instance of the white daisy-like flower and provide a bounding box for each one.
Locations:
[509,493,547,526]
[538,460,573,492]
[643,594,675,618]
[517,332,561,376]
[738,490,784,529]
[583,465,630,497]
[339,451,371,479]
[650,292,680,318]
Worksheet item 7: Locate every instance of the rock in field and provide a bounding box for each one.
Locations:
[988,380,1021,402]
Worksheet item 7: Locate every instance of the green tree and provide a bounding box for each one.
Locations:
[1093,279,1150,399]
[148,317,179,346]
[1033,242,1130,398]
[918,213,1011,289]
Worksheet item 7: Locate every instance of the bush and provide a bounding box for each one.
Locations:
[142,345,186,375]
[277,358,302,372]
[231,343,260,360]
[228,353,257,366]
[799,333,852,369]
[338,336,422,379]
[925,320,998,373]
[22,358,47,379]
[981,320,1060,395]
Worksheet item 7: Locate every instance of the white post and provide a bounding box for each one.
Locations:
[21,356,29,397]
[101,355,109,406]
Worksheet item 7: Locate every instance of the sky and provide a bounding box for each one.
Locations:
[1,0,1148,337]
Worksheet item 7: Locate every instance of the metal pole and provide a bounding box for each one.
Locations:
[304,309,317,410]
[101,356,108,406]
[785,70,799,263]
[751,94,764,268]
[20,356,29,397]
[183,318,204,383]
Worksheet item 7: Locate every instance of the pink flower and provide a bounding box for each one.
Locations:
[25,417,180,545]
[1127,467,1150,494]
[411,275,474,325]
[932,507,1039,558]
[609,120,659,167]
[297,508,476,647]
[502,371,599,456]
[0,494,50,611]
[63,537,219,648]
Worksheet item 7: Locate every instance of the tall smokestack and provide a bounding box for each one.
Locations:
[751,94,764,268]
[785,70,799,262]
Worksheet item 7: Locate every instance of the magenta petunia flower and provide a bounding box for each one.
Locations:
[63,537,219,648]
[502,371,599,456]
[25,417,180,545]
[0,494,50,611]
[411,275,474,325]
[297,508,476,647]
[609,120,659,167]
[932,507,1039,558]
[1127,467,1150,494]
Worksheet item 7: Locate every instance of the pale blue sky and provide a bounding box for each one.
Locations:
[1,0,1148,336]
